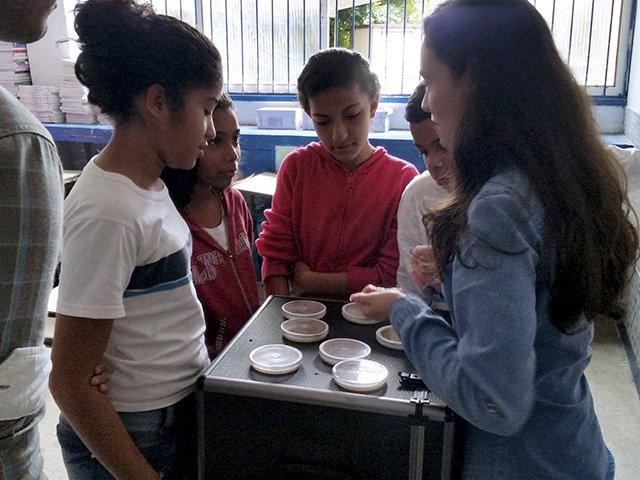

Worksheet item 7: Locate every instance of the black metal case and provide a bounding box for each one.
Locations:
[196,295,457,480]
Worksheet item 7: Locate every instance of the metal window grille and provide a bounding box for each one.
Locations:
[150,0,633,98]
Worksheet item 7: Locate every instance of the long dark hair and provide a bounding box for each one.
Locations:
[161,92,236,210]
[424,0,638,330]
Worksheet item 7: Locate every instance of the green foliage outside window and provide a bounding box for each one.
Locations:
[330,0,424,48]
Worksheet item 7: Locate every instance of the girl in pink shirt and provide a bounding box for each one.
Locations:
[162,93,261,358]
[256,48,418,300]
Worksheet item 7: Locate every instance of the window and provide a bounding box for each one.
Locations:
[531,0,631,98]
[126,1,636,98]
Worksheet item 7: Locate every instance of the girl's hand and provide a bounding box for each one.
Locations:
[89,362,110,394]
[410,245,440,289]
[350,285,405,321]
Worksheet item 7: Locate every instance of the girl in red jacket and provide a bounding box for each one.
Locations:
[256,48,418,300]
[163,92,260,358]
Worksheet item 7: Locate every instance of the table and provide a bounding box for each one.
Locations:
[234,172,277,197]
[196,295,458,480]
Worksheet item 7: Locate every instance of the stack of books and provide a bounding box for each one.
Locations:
[17,85,65,123]
[0,42,32,96]
[59,58,96,124]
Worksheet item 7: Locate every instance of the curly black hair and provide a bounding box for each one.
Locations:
[74,0,222,124]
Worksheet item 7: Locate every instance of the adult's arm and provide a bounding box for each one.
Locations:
[0,129,62,361]
[391,185,542,436]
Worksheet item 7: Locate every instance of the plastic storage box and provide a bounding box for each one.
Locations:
[370,107,393,133]
[302,112,315,130]
[256,107,303,130]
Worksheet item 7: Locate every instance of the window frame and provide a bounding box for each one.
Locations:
[62,0,636,105]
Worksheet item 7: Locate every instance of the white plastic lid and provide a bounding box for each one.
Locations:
[341,302,384,325]
[375,325,403,350]
[332,359,389,392]
[282,300,327,319]
[281,318,329,343]
[318,338,371,365]
[249,344,303,375]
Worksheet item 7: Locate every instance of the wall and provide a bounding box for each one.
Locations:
[624,2,640,375]
[627,2,640,147]
[234,127,423,176]
[627,0,640,150]
[26,2,71,87]
[595,105,625,134]
[624,266,640,377]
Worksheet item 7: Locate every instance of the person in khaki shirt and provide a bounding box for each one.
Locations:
[0,3,110,478]
[0,2,64,479]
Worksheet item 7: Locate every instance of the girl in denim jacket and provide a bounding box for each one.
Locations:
[352,1,638,479]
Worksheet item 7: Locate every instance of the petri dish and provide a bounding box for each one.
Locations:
[375,325,403,350]
[341,302,385,325]
[319,338,371,365]
[282,300,327,319]
[332,359,389,392]
[249,344,303,375]
[281,318,329,343]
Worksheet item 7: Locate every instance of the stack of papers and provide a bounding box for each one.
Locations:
[59,59,97,124]
[17,85,65,123]
[0,42,32,96]
[233,172,277,197]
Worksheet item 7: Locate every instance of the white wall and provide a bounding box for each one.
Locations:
[594,105,625,134]
[627,4,640,115]
[26,1,71,87]
[623,0,640,372]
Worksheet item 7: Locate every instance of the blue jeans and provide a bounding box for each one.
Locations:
[56,394,196,480]
[0,405,46,480]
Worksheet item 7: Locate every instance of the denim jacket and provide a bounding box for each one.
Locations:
[390,170,610,479]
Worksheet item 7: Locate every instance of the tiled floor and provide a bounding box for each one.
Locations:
[38,386,66,480]
[587,319,640,479]
[38,318,640,479]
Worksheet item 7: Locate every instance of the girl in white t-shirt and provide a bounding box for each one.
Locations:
[49,1,223,479]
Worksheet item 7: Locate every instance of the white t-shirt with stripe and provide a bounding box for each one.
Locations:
[57,159,209,412]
